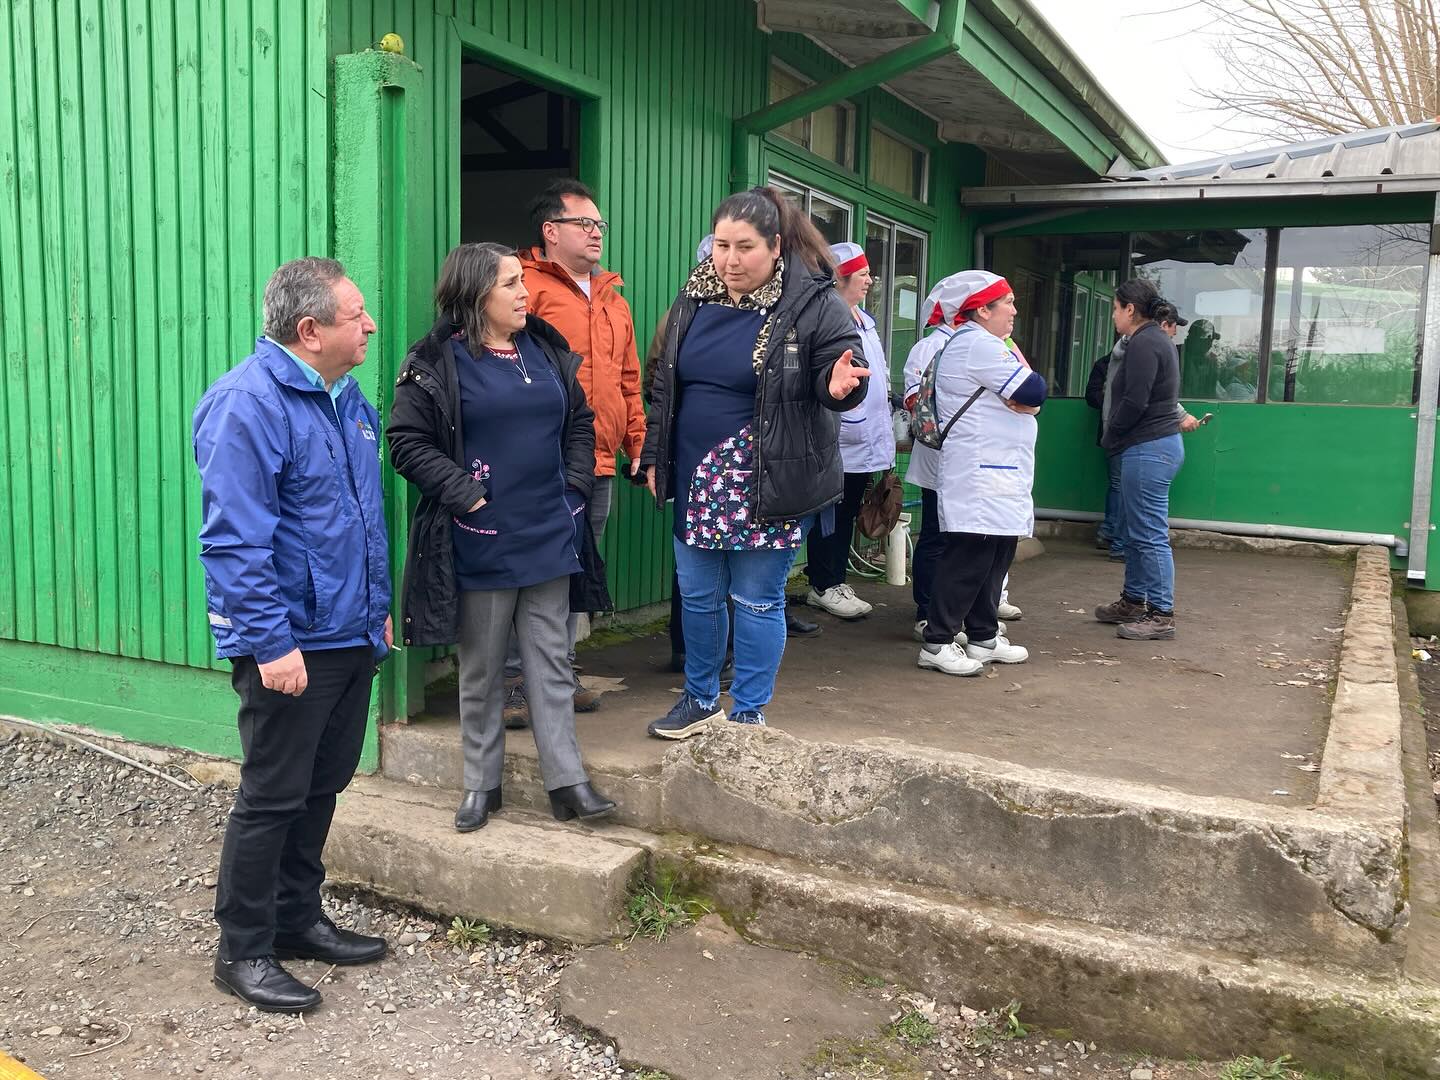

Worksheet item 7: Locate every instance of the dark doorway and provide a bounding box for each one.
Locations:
[459,58,580,248]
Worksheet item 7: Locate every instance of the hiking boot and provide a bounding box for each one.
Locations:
[729,709,766,727]
[997,600,1023,621]
[1117,610,1176,640]
[965,635,1029,664]
[1093,595,1146,624]
[647,693,725,740]
[913,620,966,646]
[502,676,529,730]
[573,669,602,713]
[917,642,985,677]
[806,584,872,620]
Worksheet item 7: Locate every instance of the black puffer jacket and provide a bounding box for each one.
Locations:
[640,258,866,521]
[386,315,597,647]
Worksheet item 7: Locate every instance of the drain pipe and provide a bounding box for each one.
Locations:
[1034,508,1406,554]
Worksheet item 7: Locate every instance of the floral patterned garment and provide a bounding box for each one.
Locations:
[684,425,804,550]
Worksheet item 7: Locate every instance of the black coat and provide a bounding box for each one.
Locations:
[1101,322,1180,454]
[639,259,866,522]
[386,314,601,647]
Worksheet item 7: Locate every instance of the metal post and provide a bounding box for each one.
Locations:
[1405,194,1440,584]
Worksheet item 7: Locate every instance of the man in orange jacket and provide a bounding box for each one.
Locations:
[503,179,645,724]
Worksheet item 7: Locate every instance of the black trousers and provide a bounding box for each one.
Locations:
[911,487,943,622]
[215,645,375,961]
[804,471,871,593]
[924,532,1018,647]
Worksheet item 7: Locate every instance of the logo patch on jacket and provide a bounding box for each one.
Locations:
[356,419,377,442]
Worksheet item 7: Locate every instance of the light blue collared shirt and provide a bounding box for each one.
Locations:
[264,337,354,402]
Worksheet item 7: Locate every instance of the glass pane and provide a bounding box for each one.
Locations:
[864,219,893,353]
[808,196,850,246]
[810,103,854,169]
[890,229,926,395]
[1267,224,1426,404]
[992,234,1125,394]
[1128,229,1269,402]
[1068,288,1090,395]
[769,65,809,147]
[869,127,923,200]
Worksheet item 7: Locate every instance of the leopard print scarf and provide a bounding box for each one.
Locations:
[682,255,785,374]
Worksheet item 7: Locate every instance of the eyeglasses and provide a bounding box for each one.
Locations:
[549,216,609,236]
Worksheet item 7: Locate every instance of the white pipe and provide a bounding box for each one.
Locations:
[1033,508,1404,553]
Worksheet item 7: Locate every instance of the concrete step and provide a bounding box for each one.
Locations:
[324,777,650,944]
[381,717,1405,974]
[658,841,1440,1078]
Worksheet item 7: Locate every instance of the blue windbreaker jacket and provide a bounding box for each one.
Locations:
[192,338,391,663]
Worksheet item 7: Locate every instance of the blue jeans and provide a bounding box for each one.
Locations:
[673,538,800,715]
[1099,452,1124,555]
[1119,434,1184,613]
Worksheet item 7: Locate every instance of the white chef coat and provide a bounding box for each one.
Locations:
[933,322,1037,537]
[901,325,955,491]
[839,308,897,474]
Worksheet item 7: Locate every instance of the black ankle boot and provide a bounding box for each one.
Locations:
[548,782,615,822]
[454,787,502,833]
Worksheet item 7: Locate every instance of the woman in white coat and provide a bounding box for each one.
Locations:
[918,271,1046,677]
[804,242,897,621]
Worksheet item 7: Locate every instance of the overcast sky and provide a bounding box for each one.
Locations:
[1026,0,1254,165]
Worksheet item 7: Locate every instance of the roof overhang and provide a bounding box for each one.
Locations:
[961,174,1440,207]
[754,0,1165,178]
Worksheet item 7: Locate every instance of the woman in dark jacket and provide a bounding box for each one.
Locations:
[1093,279,1184,641]
[387,242,615,831]
[639,187,868,738]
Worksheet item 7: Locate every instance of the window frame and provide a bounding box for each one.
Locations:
[868,123,930,203]
[767,59,857,172]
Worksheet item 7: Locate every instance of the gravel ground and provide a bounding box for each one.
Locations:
[0,728,1282,1080]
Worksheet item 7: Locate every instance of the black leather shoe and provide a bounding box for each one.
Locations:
[272,915,387,966]
[212,956,322,1013]
[549,781,616,822]
[454,787,502,833]
[786,610,822,636]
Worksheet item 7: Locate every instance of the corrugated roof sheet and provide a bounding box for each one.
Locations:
[1117,121,1440,182]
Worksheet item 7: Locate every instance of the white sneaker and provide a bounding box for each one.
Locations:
[997,601,1023,621]
[917,642,985,677]
[913,620,967,646]
[997,620,1007,636]
[965,636,1029,664]
[808,584,873,620]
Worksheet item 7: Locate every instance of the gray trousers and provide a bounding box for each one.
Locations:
[505,475,614,679]
[458,576,589,793]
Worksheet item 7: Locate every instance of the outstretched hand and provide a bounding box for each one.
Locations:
[827,349,871,401]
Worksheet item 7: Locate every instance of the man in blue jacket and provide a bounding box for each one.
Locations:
[193,257,391,1013]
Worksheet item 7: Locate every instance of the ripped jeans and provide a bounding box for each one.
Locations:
[672,536,803,715]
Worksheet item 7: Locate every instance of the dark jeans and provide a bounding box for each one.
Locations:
[923,533,1018,646]
[912,487,943,622]
[1099,452,1124,555]
[804,471,870,593]
[215,645,375,961]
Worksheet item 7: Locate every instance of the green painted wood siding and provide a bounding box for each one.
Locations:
[329,0,970,612]
[0,0,329,668]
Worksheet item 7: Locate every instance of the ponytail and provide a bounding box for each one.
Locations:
[711,186,835,273]
[1114,278,1162,320]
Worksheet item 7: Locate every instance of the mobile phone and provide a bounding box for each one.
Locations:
[1198,413,1215,426]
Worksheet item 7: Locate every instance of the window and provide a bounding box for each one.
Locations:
[768,62,855,170]
[1131,229,1270,402]
[990,233,1127,394]
[869,126,928,201]
[1266,224,1426,405]
[767,173,852,246]
[864,215,928,394]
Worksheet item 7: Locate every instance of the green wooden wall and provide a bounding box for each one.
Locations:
[0,0,329,754]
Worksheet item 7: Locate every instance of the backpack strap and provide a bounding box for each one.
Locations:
[931,326,989,444]
[938,385,987,444]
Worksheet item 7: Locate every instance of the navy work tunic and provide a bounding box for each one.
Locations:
[450,333,582,591]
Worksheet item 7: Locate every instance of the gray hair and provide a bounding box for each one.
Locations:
[262,257,347,343]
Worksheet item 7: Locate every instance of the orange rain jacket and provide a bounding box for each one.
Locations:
[519,247,646,478]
